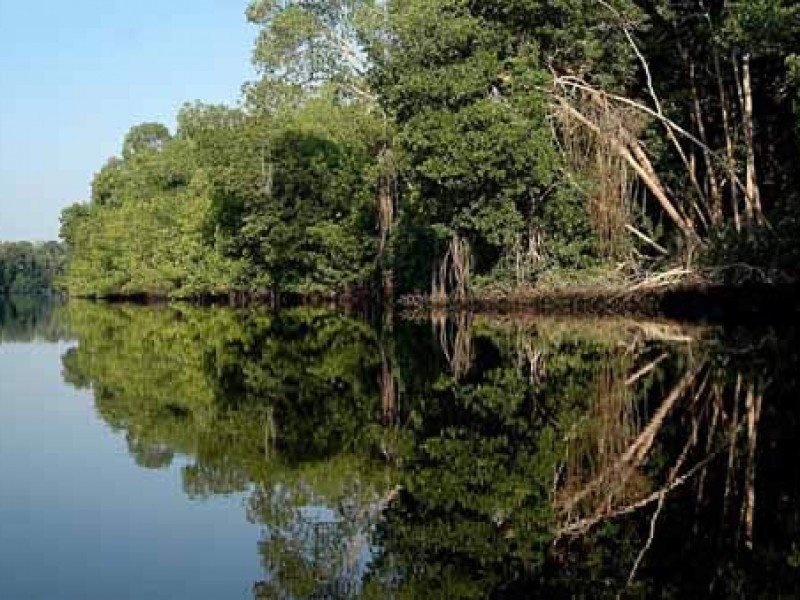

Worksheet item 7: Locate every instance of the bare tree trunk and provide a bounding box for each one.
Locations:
[741,53,764,225]
[734,54,763,226]
[742,384,762,549]
[450,234,471,302]
[714,51,741,232]
[377,147,396,297]
[380,342,396,423]
[723,374,742,523]
[689,60,721,226]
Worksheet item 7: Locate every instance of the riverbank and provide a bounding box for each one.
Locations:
[57,259,800,323]
[63,278,800,326]
[399,280,800,324]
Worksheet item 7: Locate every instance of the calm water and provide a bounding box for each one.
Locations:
[1,297,799,599]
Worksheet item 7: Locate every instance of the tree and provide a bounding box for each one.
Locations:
[60,0,800,301]
[246,0,379,96]
[0,241,68,294]
[121,122,171,160]
[374,0,635,295]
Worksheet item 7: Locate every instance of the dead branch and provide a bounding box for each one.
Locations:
[625,224,668,255]
[626,352,669,387]
[552,97,697,241]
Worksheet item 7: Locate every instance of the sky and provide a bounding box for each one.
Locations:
[0,0,256,241]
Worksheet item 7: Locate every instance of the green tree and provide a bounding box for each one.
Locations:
[246,0,379,95]
[0,241,68,294]
[122,122,172,159]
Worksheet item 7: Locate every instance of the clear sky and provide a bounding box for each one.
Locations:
[0,0,256,241]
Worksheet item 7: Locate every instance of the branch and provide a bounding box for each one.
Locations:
[626,352,670,386]
[554,77,711,154]
[552,97,698,240]
[625,224,669,256]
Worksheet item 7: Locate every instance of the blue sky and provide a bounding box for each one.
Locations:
[0,0,256,241]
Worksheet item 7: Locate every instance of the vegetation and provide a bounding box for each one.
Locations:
[60,1,800,301]
[54,301,800,597]
[0,241,66,295]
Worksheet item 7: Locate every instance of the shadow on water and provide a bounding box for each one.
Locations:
[55,301,800,598]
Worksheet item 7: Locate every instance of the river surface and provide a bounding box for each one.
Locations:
[0,296,798,599]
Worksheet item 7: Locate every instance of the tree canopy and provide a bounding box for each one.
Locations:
[60,0,800,300]
[0,241,67,295]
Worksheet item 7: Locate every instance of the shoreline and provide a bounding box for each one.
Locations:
[403,281,800,323]
[56,280,800,324]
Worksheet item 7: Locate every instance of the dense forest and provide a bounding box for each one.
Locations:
[0,241,67,295]
[60,0,800,301]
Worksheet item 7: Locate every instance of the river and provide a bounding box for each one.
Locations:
[0,296,798,598]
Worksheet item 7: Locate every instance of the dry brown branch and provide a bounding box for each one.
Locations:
[627,408,701,584]
[628,489,667,584]
[626,268,694,292]
[625,224,668,255]
[554,77,710,152]
[552,97,697,241]
[431,234,472,302]
[432,311,473,379]
[626,352,669,386]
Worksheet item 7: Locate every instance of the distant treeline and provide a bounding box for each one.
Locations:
[0,241,67,295]
[60,1,800,301]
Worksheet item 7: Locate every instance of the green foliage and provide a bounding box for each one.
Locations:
[62,94,385,298]
[61,303,385,465]
[121,122,172,159]
[61,0,800,300]
[0,295,71,342]
[722,0,800,56]
[60,302,392,594]
[0,241,67,294]
[374,0,623,292]
[245,0,380,85]
[237,93,384,294]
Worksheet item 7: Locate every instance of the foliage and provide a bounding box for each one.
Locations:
[62,91,385,297]
[60,0,800,299]
[0,241,67,294]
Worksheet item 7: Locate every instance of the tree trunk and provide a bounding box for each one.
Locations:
[738,53,764,225]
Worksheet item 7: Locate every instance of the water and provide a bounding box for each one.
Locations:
[1,297,799,599]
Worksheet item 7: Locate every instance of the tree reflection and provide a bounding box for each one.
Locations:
[60,302,394,597]
[0,295,71,343]
[58,302,800,597]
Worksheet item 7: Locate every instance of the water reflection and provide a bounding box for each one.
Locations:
[0,295,70,342]
[57,302,800,597]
